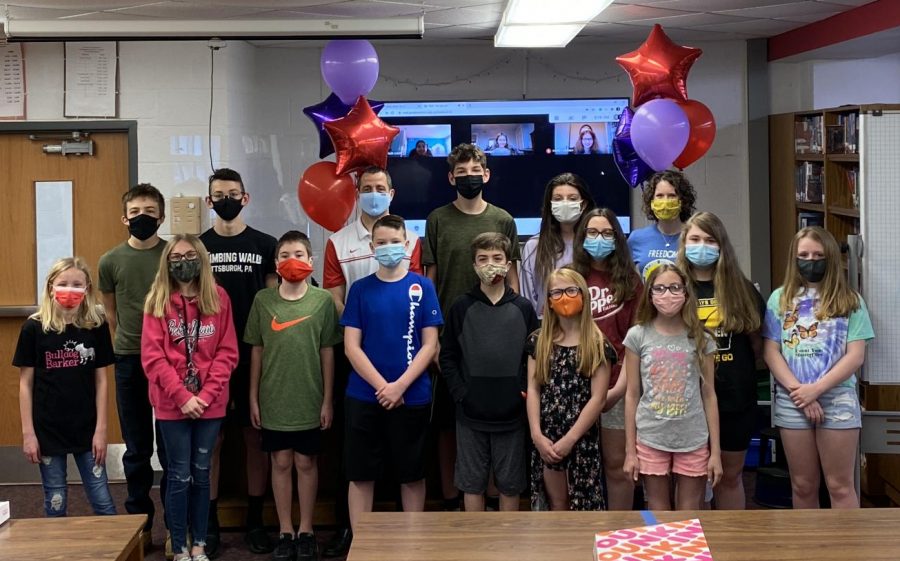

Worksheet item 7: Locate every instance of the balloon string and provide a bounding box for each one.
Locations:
[380,56,515,88]
[529,56,623,84]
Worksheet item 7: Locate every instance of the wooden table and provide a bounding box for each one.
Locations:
[348,509,900,561]
[0,514,145,561]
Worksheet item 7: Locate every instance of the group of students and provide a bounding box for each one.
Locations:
[15,143,874,561]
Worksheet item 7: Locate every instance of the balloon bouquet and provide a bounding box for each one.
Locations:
[298,40,399,231]
[613,24,716,188]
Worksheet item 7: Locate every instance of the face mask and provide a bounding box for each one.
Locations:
[583,237,616,260]
[359,192,391,217]
[128,213,160,241]
[549,293,583,317]
[797,258,827,283]
[54,286,86,309]
[454,175,484,200]
[277,258,313,283]
[652,293,685,317]
[211,197,243,221]
[550,200,582,224]
[685,244,720,268]
[475,263,509,285]
[373,243,406,268]
[169,259,201,283]
[651,199,681,221]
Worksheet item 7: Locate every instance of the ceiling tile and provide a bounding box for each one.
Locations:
[592,4,693,23]
[263,0,426,17]
[6,5,99,18]
[650,0,809,10]
[612,11,755,27]
[425,6,502,26]
[817,0,873,5]
[689,18,802,36]
[423,23,494,38]
[210,1,360,7]
[417,0,503,8]
[111,4,270,18]
[4,1,145,7]
[716,1,845,18]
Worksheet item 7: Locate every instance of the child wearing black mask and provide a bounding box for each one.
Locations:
[422,143,520,511]
[97,183,166,550]
[199,168,278,556]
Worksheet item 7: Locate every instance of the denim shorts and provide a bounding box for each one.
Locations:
[773,384,861,430]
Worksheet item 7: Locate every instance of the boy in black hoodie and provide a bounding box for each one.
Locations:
[440,232,539,512]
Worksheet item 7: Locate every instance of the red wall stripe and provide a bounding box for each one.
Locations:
[768,0,900,61]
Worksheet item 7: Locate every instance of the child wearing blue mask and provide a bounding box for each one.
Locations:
[341,214,443,532]
[571,208,642,510]
[676,211,765,510]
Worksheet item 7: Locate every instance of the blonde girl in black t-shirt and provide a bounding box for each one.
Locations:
[676,212,765,510]
[14,257,116,517]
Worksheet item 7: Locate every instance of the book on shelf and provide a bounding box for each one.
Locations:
[795,161,824,203]
[798,212,825,229]
[794,115,823,154]
[843,167,859,209]
[827,113,859,154]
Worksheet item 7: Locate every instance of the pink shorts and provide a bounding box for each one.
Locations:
[636,442,709,478]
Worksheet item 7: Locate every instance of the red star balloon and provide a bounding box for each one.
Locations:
[616,24,702,107]
[324,96,400,176]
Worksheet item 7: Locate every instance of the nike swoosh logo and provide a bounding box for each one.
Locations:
[271,315,311,332]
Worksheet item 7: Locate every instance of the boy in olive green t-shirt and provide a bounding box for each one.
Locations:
[244,230,341,561]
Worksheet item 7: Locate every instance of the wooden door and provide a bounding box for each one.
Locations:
[0,131,130,448]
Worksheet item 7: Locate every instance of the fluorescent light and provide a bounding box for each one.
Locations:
[494,0,614,48]
[504,0,615,25]
[495,24,582,48]
[4,17,424,41]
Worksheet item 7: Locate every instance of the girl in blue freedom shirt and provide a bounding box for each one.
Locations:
[341,215,442,532]
[763,226,874,509]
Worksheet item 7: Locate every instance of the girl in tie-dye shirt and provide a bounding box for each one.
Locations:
[763,227,873,509]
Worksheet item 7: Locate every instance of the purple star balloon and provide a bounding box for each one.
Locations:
[612,107,655,189]
[303,93,385,159]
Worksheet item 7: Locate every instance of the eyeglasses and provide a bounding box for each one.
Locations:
[168,251,199,263]
[650,283,685,296]
[585,228,616,240]
[548,286,582,300]
[210,192,244,202]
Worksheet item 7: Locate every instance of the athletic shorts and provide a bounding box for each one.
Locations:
[261,427,322,456]
[719,407,756,452]
[226,362,251,427]
[344,397,430,484]
[773,384,861,430]
[454,421,527,496]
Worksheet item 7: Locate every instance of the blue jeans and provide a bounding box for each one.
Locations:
[115,353,167,530]
[38,450,117,517]
[158,418,222,555]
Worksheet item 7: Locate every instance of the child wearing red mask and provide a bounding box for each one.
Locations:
[14,257,116,517]
[622,264,722,511]
[244,230,342,561]
[526,267,613,511]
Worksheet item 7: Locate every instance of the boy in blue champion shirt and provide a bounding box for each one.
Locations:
[340,214,443,532]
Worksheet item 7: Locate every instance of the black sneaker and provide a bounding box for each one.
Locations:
[247,527,275,554]
[205,519,221,559]
[322,528,352,558]
[272,533,295,561]
[296,533,318,561]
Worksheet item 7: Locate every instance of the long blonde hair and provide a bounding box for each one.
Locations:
[144,234,220,318]
[533,267,608,386]
[635,264,710,370]
[778,226,859,319]
[31,257,105,333]
[676,212,761,333]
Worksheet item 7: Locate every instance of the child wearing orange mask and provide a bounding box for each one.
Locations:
[525,267,613,511]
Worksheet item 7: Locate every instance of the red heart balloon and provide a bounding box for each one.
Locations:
[616,24,702,107]
[298,162,356,232]
[324,96,400,176]
[673,99,716,169]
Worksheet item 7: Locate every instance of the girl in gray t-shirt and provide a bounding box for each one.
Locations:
[622,264,721,510]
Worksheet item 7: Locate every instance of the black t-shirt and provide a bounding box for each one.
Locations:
[695,280,766,412]
[12,318,115,456]
[200,225,277,363]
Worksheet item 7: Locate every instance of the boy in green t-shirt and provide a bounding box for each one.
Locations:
[423,143,521,511]
[245,230,341,561]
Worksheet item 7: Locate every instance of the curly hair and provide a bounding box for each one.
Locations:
[641,170,697,223]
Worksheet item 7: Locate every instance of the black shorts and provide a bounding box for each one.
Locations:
[226,362,251,427]
[430,365,456,431]
[261,427,322,456]
[344,397,430,484]
[719,407,756,452]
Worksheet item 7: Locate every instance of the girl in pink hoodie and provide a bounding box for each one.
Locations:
[142,234,238,561]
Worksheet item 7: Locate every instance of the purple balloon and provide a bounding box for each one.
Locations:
[303,93,384,159]
[321,40,380,106]
[612,108,655,188]
[630,99,690,172]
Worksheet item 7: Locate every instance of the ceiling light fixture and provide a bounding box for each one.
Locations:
[2,17,424,42]
[494,0,615,48]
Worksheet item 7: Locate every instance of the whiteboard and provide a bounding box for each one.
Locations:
[860,110,900,384]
